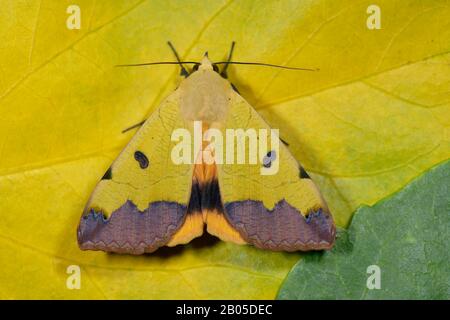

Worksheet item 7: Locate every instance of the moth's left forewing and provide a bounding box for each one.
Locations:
[216,92,336,251]
[77,91,202,254]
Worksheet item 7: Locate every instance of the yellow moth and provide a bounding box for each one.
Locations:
[78,42,335,254]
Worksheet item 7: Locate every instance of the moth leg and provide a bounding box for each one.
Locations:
[280,137,289,146]
[167,41,190,77]
[217,42,240,93]
[121,119,146,133]
[220,41,235,79]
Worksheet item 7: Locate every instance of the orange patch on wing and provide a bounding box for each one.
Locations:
[169,122,246,247]
[167,211,204,247]
[204,209,246,245]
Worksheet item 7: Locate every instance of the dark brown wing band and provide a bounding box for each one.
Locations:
[77,200,186,254]
[223,200,335,251]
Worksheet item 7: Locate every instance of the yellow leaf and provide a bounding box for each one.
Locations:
[0,0,449,298]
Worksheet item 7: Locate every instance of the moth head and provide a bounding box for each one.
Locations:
[193,54,219,73]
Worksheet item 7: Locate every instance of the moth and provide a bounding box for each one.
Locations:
[77,42,336,254]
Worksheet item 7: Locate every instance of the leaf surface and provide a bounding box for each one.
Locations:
[0,0,449,298]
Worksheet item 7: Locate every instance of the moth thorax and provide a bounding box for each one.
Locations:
[179,69,231,123]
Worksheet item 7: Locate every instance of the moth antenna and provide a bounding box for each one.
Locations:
[220,41,236,78]
[116,61,199,67]
[115,43,200,73]
[214,61,319,71]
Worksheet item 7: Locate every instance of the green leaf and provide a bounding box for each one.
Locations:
[278,160,450,299]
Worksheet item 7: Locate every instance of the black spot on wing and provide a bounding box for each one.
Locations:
[187,179,224,215]
[262,150,277,168]
[187,181,202,214]
[201,179,223,212]
[230,82,240,93]
[101,167,112,180]
[134,151,149,169]
[299,166,311,179]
